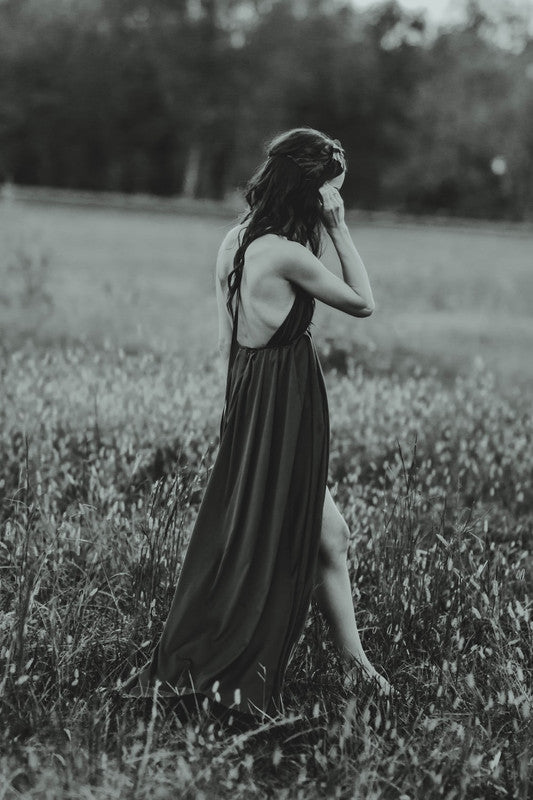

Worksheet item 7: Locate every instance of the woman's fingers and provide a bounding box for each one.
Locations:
[319,185,345,231]
[320,185,341,199]
[320,186,343,211]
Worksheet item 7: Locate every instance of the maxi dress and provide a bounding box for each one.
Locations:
[123,282,330,719]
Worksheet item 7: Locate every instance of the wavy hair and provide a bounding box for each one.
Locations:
[226,127,347,321]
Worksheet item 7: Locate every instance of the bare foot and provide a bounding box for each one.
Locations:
[341,653,395,697]
[361,666,394,697]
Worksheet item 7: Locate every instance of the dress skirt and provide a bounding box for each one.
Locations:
[122,286,330,719]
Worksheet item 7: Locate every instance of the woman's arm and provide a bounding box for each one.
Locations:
[320,182,374,311]
[215,230,236,374]
[327,221,375,313]
[276,236,375,317]
[277,183,374,317]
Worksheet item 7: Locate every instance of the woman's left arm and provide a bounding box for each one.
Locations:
[215,234,234,375]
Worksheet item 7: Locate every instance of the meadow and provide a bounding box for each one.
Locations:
[0,195,532,798]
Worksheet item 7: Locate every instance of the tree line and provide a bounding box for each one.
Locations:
[0,0,532,219]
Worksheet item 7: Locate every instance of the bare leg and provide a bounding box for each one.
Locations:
[313,487,392,695]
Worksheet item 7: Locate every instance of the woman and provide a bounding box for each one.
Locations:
[123,127,391,722]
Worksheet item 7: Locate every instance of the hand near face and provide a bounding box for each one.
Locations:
[318,182,345,230]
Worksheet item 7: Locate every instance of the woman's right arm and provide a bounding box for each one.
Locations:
[277,186,375,317]
[277,232,375,317]
[327,221,375,313]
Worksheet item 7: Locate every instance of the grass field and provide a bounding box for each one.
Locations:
[1,196,532,798]
[2,196,533,393]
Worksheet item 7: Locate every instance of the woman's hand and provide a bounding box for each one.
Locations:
[318,183,345,231]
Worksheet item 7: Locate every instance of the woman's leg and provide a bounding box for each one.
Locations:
[313,486,392,694]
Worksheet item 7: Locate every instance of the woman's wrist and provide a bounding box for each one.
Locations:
[327,221,350,240]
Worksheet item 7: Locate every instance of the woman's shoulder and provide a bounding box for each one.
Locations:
[217,224,295,278]
[220,223,301,251]
[216,225,242,282]
[218,224,242,255]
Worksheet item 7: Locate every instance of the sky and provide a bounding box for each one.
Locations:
[352,0,533,42]
[353,0,468,26]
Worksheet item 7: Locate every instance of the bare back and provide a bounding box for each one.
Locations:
[219,224,298,349]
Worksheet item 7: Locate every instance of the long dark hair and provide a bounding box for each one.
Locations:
[226,127,347,321]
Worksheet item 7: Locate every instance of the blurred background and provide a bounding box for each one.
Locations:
[1,0,532,216]
[1,0,533,393]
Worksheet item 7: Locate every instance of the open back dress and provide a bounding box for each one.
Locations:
[123,273,330,720]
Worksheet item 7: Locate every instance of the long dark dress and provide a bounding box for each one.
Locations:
[123,281,330,720]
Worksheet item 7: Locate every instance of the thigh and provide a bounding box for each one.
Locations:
[319,485,350,561]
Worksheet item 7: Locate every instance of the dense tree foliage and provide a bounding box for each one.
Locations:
[0,0,531,218]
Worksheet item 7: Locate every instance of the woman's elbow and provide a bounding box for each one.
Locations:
[349,301,375,318]
[358,304,375,317]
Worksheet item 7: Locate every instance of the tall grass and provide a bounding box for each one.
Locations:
[1,342,531,798]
